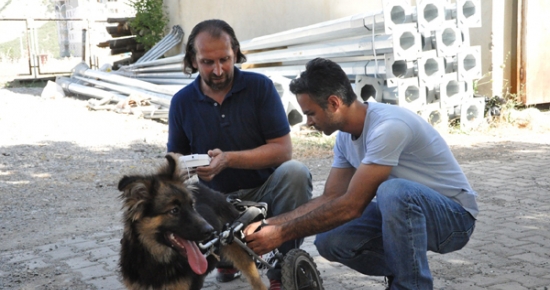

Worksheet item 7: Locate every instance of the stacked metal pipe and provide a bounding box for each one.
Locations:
[242,0,484,130]
[114,54,196,87]
[56,27,185,120]
[134,25,185,64]
[56,62,179,119]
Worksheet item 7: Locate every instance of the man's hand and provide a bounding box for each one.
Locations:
[244,223,284,256]
[196,149,228,181]
[244,220,262,235]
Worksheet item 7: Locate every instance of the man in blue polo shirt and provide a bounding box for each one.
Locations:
[167,19,312,289]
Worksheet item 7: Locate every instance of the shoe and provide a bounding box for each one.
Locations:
[385,276,394,290]
[216,267,241,282]
[269,279,282,290]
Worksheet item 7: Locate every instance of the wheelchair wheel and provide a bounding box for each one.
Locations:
[281,249,324,290]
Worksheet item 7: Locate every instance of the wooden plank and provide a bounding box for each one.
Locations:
[520,0,550,105]
[107,17,135,24]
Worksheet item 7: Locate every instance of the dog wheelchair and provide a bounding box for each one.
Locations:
[198,198,324,290]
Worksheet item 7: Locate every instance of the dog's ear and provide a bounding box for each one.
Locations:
[163,153,195,182]
[164,153,179,178]
[118,175,140,192]
[118,175,151,222]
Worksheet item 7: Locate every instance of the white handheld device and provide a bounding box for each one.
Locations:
[179,154,211,168]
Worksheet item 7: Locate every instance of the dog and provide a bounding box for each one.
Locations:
[117,153,267,290]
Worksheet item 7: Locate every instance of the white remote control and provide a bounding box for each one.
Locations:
[179,154,211,168]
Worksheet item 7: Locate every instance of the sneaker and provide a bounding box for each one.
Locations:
[269,279,282,290]
[216,267,241,282]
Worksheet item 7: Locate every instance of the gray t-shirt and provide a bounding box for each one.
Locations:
[333,102,479,217]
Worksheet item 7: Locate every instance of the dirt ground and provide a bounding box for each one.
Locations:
[0,86,549,289]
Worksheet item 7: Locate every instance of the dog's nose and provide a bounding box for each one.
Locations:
[201,224,215,239]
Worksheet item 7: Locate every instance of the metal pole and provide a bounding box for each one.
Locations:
[240,2,416,52]
[117,54,185,70]
[72,62,177,96]
[56,76,126,101]
[245,59,391,78]
[128,63,186,73]
[81,28,87,62]
[245,23,420,65]
[72,76,172,107]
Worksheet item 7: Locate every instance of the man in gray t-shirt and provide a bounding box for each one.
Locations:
[333,101,478,218]
[244,58,478,289]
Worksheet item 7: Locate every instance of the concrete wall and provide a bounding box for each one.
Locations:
[165,0,383,43]
[164,0,516,98]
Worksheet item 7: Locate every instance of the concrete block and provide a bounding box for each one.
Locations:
[435,21,464,57]
[384,53,416,79]
[458,45,482,81]
[417,0,446,35]
[457,0,482,28]
[418,50,445,86]
[420,102,449,130]
[421,82,439,104]
[439,73,467,107]
[460,96,486,131]
[392,23,422,61]
[391,77,426,112]
[354,75,385,102]
[382,0,413,34]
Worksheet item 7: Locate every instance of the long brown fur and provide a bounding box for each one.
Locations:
[117,153,267,290]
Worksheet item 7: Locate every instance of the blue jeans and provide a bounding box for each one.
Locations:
[315,178,476,290]
[232,160,313,280]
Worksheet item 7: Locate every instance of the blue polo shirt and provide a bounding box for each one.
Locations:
[167,67,290,193]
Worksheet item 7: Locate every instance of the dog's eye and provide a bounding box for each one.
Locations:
[169,207,180,215]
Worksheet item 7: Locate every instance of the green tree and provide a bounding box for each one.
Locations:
[129,0,168,50]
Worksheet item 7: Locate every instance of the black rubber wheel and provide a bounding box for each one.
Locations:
[281,249,324,290]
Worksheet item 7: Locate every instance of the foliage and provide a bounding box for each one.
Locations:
[41,0,55,13]
[128,0,168,51]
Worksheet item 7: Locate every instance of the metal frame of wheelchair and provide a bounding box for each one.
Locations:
[198,199,324,290]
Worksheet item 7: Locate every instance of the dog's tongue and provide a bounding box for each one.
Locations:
[179,238,208,275]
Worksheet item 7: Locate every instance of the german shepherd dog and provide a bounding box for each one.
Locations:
[117,153,267,290]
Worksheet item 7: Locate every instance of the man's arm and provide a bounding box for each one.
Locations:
[265,166,356,225]
[196,133,292,181]
[245,163,393,255]
[224,133,292,169]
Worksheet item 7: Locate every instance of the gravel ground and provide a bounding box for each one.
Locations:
[1,86,549,289]
[0,87,171,251]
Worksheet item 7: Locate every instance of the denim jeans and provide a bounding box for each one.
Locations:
[231,160,313,280]
[315,178,476,290]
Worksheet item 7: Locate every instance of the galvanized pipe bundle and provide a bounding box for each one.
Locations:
[56,28,186,120]
[244,0,484,130]
[114,53,198,86]
[57,62,177,119]
[134,25,185,64]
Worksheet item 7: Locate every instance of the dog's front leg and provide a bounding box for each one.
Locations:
[221,243,268,290]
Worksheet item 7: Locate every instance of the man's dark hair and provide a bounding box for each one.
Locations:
[183,19,247,75]
[289,58,356,109]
